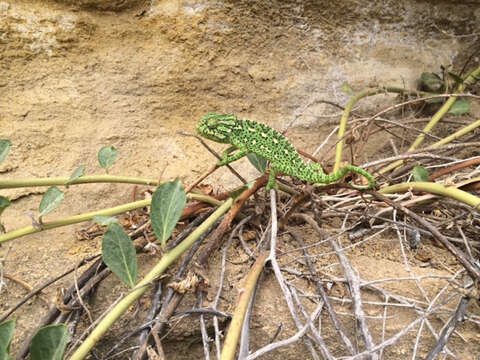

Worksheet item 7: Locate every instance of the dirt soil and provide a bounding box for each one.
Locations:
[1,0,480,359]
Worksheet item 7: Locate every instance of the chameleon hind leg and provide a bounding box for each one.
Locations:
[266,165,279,191]
[217,145,249,166]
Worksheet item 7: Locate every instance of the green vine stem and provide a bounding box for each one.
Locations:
[428,118,480,148]
[0,193,220,244]
[0,199,148,244]
[333,87,431,172]
[379,181,480,209]
[408,65,480,151]
[0,175,160,189]
[220,250,269,360]
[379,65,480,174]
[373,119,480,178]
[68,197,234,360]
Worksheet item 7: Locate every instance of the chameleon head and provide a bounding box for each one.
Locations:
[196,112,238,143]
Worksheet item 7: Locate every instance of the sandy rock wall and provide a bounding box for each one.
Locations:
[1,0,478,211]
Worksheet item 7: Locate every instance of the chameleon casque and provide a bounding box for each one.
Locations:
[196,112,375,191]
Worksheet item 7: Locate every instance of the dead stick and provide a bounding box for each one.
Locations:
[0,254,101,323]
[429,156,480,181]
[369,191,480,281]
[195,174,268,267]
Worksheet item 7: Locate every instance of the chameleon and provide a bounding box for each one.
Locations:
[196,112,375,191]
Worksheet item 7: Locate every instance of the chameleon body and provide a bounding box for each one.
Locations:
[196,112,375,191]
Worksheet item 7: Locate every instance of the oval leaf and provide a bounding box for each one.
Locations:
[93,215,118,226]
[246,152,267,173]
[412,165,429,182]
[0,319,15,360]
[30,324,69,360]
[102,223,137,287]
[0,140,11,165]
[448,99,469,115]
[150,179,186,250]
[98,145,118,169]
[0,196,10,217]
[66,165,86,185]
[39,186,64,217]
[420,72,443,92]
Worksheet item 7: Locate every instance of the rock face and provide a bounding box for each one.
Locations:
[1,0,479,358]
[1,0,478,184]
[53,0,147,11]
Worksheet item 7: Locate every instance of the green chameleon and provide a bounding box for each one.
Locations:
[196,112,375,191]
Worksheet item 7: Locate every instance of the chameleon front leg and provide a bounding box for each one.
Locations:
[217,145,249,166]
[220,145,237,160]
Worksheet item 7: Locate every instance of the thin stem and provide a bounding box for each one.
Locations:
[334,86,431,172]
[0,175,160,189]
[0,193,220,244]
[379,65,480,174]
[379,181,480,208]
[220,251,268,360]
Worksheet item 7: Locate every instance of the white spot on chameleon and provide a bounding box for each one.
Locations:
[273,138,279,144]
[284,149,289,154]
[251,140,256,145]
[248,127,256,132]
[261,132,268,138]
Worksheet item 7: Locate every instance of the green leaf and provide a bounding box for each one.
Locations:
[448,99,469,115]
[0,319,15,360]
[39,186,64,217]
[0,196,10,217]
[247,153,267,173]
[29,324,69,360]
[93,215,118,226]
[447,72,463,85]
[65,165,86,186]
[102,223,137,287]
[341,81,355,95]
[150,179,186,250]
[420,72,444,92]
[0,140,11,165]
[98,145,118,169]
[412,165,429,182]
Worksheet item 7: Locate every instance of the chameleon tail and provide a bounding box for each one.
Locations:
[307,163,375,190]
[343,164,375,190]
